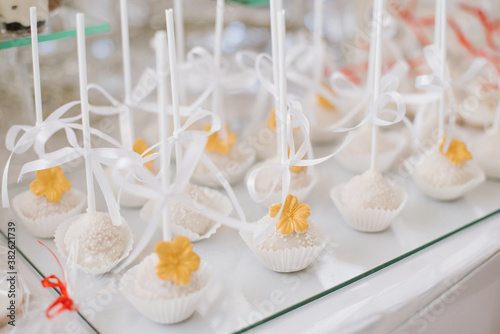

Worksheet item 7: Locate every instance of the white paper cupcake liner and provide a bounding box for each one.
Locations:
[191,143,256,187]
[240,218,327,273]
[412,161,486,201]
[245,160,318,208]
[330,183,408,232]
[12,189,86,239]
[120,261,212,324]
[105,166,148,209]
[140,185,233,242]
[54,213,134,275]
[335,132,408,173]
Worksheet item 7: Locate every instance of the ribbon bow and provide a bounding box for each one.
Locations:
[2,101,80,207]
[328,63,408,133]
[187,46,256,95]
[16,127,148,226]
[113,136,258,273]
[87,67,158,117]
[38,241,78,319]
[1,100,121,208]
[249,57,357,242]
[415,44,457,152]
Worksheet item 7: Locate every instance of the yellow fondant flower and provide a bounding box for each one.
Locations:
[439,136,472,166]
[269,194,310,235]
[203,125,237,155]
[133,138,155,171]
[30,167,71,202]
[266,109,298,132]
[155,236,201,286]
[288,148,307,173]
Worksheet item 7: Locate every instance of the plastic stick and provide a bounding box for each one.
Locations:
[369,0,384,172]
[166,9,183,171]
[76,14,96,212]
[173,0,186,104]
[119,0,134,150]
[212,0,228,140]
[313,0,324,90]
[155,30,171,242]
[30,7,43,126]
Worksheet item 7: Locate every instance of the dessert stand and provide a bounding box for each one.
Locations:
[2,1,500,333]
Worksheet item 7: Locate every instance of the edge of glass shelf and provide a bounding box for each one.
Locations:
[228,0,271,7]
[0,229,100,334]
[2,208,499,333]
[0,7,110,50]
[235,207,500,333]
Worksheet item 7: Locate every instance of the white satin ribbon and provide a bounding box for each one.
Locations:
[2,101,116,208]
[249,56,358,243]
[187,46,256,95]
[15,126,147,226]
[328,60,410,132]
[141,107,247,226]
[87,67,158,117]
[112,137,258,273]
[415,45,458,152]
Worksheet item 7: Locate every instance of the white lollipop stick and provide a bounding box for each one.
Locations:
[166,9,183,170]
[436,0,446,138]
[369,0,384,172]
[277,10,288,199]
[313,0,324,89]
[270,0,282,158]
[173,0,185,63]
[76,14,96,213]
[212,0,228,141]
[173,0,186,103]
[30,7,43,126]
[119,0,134,150]
[155,30,171,242]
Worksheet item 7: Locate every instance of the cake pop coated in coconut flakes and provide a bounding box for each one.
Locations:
[63,212,128,269]
[416,137,475,187]
[258,194,323,251]
[341,170,400,210]
[18,191,81,220]
[170,184,213,235]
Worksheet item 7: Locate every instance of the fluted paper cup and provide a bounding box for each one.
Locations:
[412,161,485,201]
[120,260,212,324]
[330,184,408,232]
[240,216,327,273]
[12,189,86,239]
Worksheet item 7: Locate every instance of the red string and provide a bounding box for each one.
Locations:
[38,241,78,319]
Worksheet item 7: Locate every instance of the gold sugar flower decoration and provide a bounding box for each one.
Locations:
[439,136,472,166]
[30,167,71,202]
[316,84,336,110]
[155,236,201,286]
[266,109,298,132]
[269,194,310,235]
[203,125,237,155]
[133,138,155,171]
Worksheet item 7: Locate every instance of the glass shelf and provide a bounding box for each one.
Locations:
[0,6,109,50]
[1,148,499,333]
